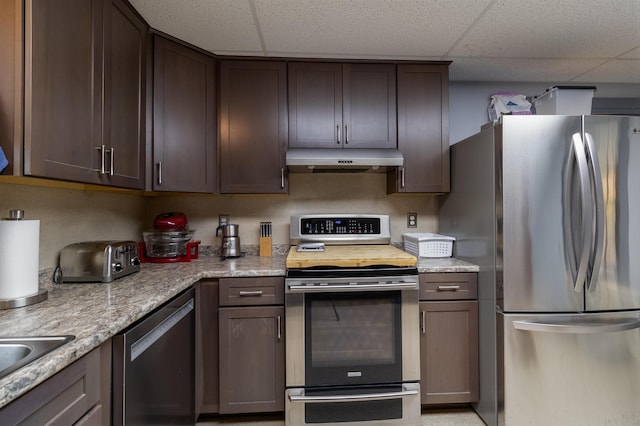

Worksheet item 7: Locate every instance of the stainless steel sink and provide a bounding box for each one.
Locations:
[0,335,75,379]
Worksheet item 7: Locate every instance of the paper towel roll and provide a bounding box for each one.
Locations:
[0,220,40,299]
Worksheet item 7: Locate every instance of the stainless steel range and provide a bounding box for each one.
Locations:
[285,214,420,426]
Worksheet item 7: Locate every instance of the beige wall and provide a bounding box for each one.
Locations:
[1,173,440,270]
[0,182,146,269]
[148,173,440,248]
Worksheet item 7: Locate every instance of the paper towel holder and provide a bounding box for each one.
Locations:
[0,209,48,310]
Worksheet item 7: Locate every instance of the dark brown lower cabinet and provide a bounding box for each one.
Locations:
[216,277,285,415]
[196,279,219,415]
[0,340,111,425]
[218,305,285,414]
[419,273,479,405]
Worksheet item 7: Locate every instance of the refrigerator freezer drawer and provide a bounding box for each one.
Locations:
[500,312,640,426]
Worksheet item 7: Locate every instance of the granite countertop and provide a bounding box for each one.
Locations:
[0,248,477,408]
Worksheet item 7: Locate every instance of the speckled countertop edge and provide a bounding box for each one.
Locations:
[0,246,477,408]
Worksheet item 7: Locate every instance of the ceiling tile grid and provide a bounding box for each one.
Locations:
[129,0,640,83]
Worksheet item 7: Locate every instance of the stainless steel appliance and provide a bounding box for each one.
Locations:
[112,288,195,425]
[286,148,404,173]
[56,240,140,283]
[216,223,241,258]
[285,214,421,426]
[439,115,640,425]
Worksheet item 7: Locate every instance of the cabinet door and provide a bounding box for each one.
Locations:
[102,0,146,189]
[0,0,22,176]
[24,0,103,183]
[288,62,396,149]
[288,62,342,148]
[0,343,106,424]
[343,63,396,149]
[153,36,216,192]
[219,61,287,193]
[419,300,478,405]
[389,64,449,193]
[196,280,219,415]
[219,306,285,414]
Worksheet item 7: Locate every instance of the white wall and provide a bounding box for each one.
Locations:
[449,82,640,145]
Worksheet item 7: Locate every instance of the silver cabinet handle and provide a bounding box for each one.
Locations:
[94,145,106,174]
[277,315,282,341]
[513,318,640,334]
[281,167,285,189]
[400,167,405,188]
[110,147,115,176]
[239,290,263,297]
[345,124,349,144]
[157,162,162,185]
[420,310,426,334]
[437,285,461,291]
[107,147,115,176]
[337,125,341,144]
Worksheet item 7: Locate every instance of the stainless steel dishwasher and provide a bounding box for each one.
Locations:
[113,287,195,425]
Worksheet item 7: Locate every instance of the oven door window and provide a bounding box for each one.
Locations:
[305,291,402,386]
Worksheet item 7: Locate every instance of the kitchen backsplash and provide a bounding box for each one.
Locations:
[1,173,439,270]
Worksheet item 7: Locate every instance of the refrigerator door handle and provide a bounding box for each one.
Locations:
[513,317,640,334]
[583,132,605,291]
[568,133,594,292]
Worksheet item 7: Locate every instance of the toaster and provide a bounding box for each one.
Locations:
[58,241,140,283]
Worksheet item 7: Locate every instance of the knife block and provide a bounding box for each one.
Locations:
[259,236,272,257]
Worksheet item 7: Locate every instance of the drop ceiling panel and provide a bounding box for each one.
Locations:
[128,0,640,83]
[253,0,492,58]
[449,57,608,82]
[130,0,264,53]
[574,59,640,83]
[450,0,640,59]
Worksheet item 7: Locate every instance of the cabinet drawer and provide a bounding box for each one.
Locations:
[420,273,477,300]
[219,277,285,306]
[0,346,101,425]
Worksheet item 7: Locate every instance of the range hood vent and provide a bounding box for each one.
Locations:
[286,148,404,173]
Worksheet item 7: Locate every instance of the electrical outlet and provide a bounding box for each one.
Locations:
[219,214,229,226]
[407,212,417,228]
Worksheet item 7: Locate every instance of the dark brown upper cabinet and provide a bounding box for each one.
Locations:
[24,0,146,189]
[219,60,287,194]
[152,36,216,192]
[288,62,396,149]
[0,0,22,176]
[388,64,450,193]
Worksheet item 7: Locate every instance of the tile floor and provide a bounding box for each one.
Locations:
[197,407,486,425]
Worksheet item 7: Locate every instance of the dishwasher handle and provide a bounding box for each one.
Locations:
[130,298,194,361]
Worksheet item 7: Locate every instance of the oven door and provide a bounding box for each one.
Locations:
[285,279,420,388]
[286,383,421,426]
[307,290,402,386]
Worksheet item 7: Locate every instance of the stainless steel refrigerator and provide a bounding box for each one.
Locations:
[439,115,640,426]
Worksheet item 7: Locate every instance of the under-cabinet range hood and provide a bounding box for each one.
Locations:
[286,148,404,173]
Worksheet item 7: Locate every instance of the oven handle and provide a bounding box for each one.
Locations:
[287,282,418,292]
[288,387,419,403]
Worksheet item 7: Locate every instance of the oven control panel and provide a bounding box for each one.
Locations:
[300,217,381,235]
[290,214,391,245]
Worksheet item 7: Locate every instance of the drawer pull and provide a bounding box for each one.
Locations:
[437,285,461,291]
[239,290,264,297]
